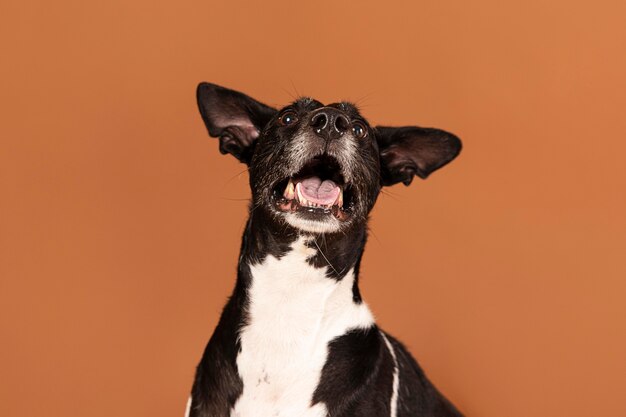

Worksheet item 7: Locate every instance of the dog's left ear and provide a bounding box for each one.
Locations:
[197,82,277,164]
[375,126,462,186]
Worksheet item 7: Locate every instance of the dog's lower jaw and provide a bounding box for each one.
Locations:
[281,212,344,234]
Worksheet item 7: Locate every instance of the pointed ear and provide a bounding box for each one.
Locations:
[376,126,462,186]
[196,82,277,164]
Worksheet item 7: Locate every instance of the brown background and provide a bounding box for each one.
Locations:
[1,0,625,416]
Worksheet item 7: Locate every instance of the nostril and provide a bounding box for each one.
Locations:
[311,112,328,130]
[334,114,349,133]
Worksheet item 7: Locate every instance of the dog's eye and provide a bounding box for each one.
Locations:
[279,111,299,126]
[352,121,367,139]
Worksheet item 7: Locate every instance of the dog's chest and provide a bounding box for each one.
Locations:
[230,237,374,417]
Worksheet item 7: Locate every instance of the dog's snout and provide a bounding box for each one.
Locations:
[310,108,350,141]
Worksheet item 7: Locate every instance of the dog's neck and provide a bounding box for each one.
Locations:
[234,208,368,304]
[222,208,375,416]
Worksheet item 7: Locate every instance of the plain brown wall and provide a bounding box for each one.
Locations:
[1,0,625,416]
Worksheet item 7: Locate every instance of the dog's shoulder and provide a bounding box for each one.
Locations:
[383,332,465,417]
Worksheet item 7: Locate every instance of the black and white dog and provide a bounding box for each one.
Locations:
[187,83,463,417]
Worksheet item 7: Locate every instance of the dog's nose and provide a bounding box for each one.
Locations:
[310,108,350,141]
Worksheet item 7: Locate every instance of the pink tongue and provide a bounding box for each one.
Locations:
[299,176,340,205]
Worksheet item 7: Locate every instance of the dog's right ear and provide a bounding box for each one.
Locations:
[197,82,277,164]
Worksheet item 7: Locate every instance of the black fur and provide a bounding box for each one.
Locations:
[189,82,463,417]
[387,334,463,417]
[313,327,395,416]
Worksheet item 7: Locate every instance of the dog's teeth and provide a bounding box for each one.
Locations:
[284,180,295,200]
[336,187,343,208]
[295,182,307,206]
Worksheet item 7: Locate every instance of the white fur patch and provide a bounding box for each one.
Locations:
[381,333,399,417]
[184,396,191,417]
[282,212,343,234]
[231,236,375,417]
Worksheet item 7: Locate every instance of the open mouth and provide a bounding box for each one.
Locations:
[273,155,353,221]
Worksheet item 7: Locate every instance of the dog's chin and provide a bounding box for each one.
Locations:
[269,154,356,234]
[281,212,344,234]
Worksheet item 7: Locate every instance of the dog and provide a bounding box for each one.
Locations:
[186,82,463,417]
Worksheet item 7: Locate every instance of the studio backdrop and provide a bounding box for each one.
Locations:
[1,1,625,416]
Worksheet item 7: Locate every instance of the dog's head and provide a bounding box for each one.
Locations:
[197,83,461,234]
